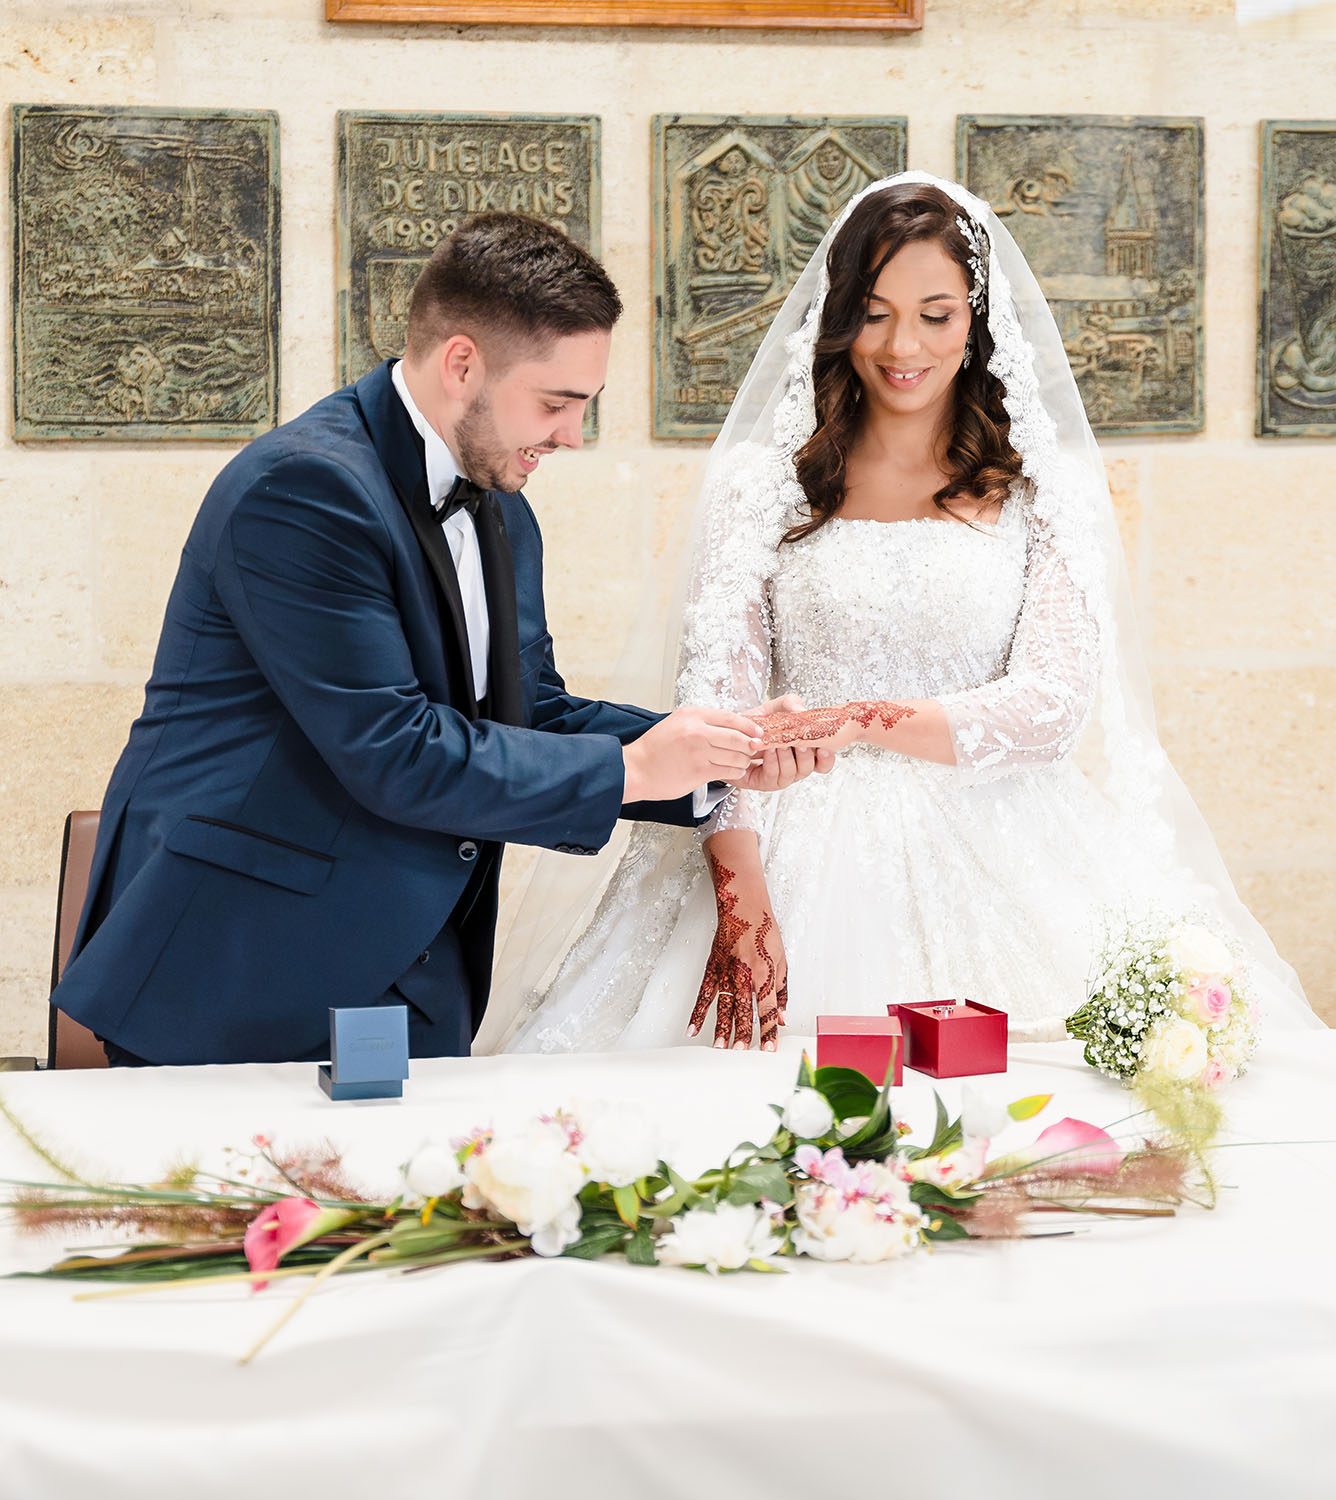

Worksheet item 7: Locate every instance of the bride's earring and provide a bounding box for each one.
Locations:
[961,334,973,370]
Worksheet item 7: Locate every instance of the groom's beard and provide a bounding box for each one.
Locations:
[454,388,514,493]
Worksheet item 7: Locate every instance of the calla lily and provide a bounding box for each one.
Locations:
[243,1197,356,1290]
[1030,1117,1125,1176]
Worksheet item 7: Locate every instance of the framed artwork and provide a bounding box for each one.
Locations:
[653,114,907,440]
[11,104,279,441]
[326,1,922,31]
[959,114,1204,437]
[1258,120,1336,438]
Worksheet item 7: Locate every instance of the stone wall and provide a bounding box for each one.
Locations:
[2,0,1333,1054]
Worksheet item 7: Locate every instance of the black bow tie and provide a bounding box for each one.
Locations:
[434,474,487,523]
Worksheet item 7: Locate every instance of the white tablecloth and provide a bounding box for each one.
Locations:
[1,1036,1334,1500]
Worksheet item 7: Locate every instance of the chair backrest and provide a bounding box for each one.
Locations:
[48,811,108,1070]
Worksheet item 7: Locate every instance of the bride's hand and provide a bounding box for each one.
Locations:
[688,849,787,1051]
[759,700,915,752]
[733,694,835,791]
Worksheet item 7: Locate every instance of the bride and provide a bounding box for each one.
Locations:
[493,171,1318,1054]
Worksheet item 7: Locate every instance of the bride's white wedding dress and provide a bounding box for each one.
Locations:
[499,170,1315,1054]
[510,458,1198,1050]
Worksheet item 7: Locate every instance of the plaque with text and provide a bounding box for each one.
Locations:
[958,115,1204,437]
[338,111,601,439]
[1259,121,1336,438]
[11,104,279,441]
[653,115,906,441]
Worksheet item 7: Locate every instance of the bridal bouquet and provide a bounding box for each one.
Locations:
[1067,916,1258,1090]
[3,1057,1212,1364]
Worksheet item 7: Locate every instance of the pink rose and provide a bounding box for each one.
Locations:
[1031,1117,1124,1177]
[1198,1059,1229,1090]
[1186,982,1231,1025]
[243,1197,325,1291]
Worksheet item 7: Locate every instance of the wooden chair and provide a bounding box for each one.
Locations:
[46,811,108,1070]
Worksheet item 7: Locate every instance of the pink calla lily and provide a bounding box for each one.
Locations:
[244,1197,338,1290]
[1031,1117,1125,1177]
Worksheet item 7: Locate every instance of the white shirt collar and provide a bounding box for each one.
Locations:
[390,359,461,512]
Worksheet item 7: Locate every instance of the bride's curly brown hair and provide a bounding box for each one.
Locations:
[784,182,1023,545]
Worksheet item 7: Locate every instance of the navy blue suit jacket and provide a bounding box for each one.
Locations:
[53,361,696,1064]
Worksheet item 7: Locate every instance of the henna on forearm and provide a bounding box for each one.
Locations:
[760,700,916,747]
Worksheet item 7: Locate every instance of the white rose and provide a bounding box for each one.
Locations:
[1166,924,1233,983]
[1142,1017,1209,1082]
[656,1202,782,1274]
[463,1119,586,1245]
[781,1087,836,1139]
[574,1103,662,1188]
[402,1143,465,1200]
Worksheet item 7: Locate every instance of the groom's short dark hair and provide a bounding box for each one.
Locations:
[405,213,622,364]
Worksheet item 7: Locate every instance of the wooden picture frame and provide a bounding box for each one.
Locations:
[326,0,922,32]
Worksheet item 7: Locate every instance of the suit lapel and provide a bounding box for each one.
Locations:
[355,361,477,721]
[472,496,524,727]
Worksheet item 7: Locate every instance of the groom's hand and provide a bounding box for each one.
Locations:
[622,706,763,804]
[734,694,835,792]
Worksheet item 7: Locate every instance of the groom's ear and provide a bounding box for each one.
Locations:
[438,333,486,400]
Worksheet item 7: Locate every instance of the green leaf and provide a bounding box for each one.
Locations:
[561,1223,629,1260]
[1006,1094,1053,1122]
[624,1227,658,1266]
[745,1257,788,1274]
[909,1181,981,1212]
[723,1160,792,1208]
[796,1052,817,1090]
[612,1184,641,1229]
[922,1093,964,1158]
[811,1066,878,1121]
[923,1214,972,1242]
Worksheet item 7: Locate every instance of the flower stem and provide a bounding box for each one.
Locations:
[239,1231,395,1365]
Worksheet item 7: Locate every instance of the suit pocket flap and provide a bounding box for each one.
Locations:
[166,816,335,895]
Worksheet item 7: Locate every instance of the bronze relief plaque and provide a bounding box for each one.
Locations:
[337,111,601,437]
[958,115,1204,437]
[11,104,280,441]
[1259,121,1336,438]
[653,115,907,441]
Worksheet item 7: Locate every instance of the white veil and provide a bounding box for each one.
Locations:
[478,169,1317,1052]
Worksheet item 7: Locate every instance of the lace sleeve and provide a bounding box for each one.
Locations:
[675,446,788,837]
[938,513,1101,780]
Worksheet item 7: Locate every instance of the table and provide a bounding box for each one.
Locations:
[2,1036,1334,1500]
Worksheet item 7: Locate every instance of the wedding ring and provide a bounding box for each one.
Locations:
[931,1001,957,1017]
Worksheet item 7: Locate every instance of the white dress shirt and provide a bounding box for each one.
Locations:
[392,360,490,702]
[390,361,725,819]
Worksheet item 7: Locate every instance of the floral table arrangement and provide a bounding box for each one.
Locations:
[1,1048,1220,1365]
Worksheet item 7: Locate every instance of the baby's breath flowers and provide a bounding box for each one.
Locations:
[1067,917,1258,1091]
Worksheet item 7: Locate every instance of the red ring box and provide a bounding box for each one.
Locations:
[816,1014,903,1086]
[892,1000,1008,1078]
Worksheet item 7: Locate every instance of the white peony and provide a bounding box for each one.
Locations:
[1142,1017,1210,1082]
[573,1102,662,1188]
[462,1119,586,1255]
[402,1143,465,1201]
[656,1202,783,1274]
[1165,924,1233,983]
[781,1087,836,1139]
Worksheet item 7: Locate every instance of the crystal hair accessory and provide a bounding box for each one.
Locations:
[955,213,988,312]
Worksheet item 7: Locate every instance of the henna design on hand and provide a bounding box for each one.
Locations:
[760,700,916,748]
[689,852,753,1046]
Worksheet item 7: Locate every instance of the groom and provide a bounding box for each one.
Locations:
[54,213,827,1066]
